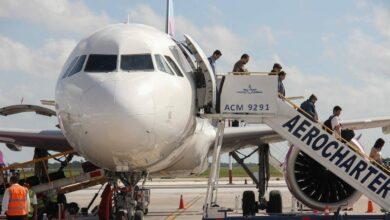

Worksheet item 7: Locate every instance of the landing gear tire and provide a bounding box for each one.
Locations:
[242,190,257,216]
[266,190,282,214]
[143,208,148,215]
[134,210,144,220]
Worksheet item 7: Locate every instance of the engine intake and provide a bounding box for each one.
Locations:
[6,143,22,151]
[285,146,362,211]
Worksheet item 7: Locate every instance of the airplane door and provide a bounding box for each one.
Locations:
[184,34,216,112]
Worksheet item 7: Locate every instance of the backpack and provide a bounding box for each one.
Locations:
[323,115,335,133]
[341,129,355,142]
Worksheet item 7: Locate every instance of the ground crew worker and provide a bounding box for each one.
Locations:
[370,138,385,165]
[0,150,5,167]
[24,183,37,220]
[299,94,318,122]
[1,175,30,220]
[46,190,58,220]
[232,54,250,74]
[36,194,46,220]
[0,150,5,185]
[57,193,67,219]
[278,71,286,98]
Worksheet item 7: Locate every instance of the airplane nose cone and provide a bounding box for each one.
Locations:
[77,74,156,170]
[115,74,155,115]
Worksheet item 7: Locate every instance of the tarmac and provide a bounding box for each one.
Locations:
[67,178,386,220]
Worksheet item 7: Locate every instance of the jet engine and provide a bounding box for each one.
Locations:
[6,143,22,151]
[285,146,362,211]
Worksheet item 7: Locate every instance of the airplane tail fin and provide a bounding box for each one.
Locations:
[165,0,175,37]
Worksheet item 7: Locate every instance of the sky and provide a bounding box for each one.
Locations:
[0,0,390,164]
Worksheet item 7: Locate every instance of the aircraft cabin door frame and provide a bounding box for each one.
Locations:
[184,34,217,112]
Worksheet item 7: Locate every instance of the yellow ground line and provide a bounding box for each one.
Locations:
[165,194,203,220]
[165,195,202,220]
[165,194,202,220]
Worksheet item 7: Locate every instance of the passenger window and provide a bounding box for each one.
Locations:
[155,55,174,75]
[164,56,184,77]
[67,55,86,77]
[84,54,117,72]
[62,56,79,79]
[121,54,154,71]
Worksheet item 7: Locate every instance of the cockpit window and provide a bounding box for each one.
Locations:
[164,56,184,77]
[84,54,117,72]
[155,55,174,75]
[170,45,193,73]
[67,55,86,77]
[62,56,79,79]
[121,54,154,71]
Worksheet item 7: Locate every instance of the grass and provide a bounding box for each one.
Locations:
[15,164,283,181]
[197,165,283,178]
[16,169,82,180]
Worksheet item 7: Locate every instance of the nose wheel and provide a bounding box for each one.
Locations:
[104,172,149,220]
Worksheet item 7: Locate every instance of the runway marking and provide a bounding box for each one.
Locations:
[165,194,203,220]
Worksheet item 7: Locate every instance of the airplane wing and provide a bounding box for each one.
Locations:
[0,103,72,152]
[0,104,56,117]
[221,125,282,153]
[0,129,72,152]
[220,116,390,153]
[342,117,390,131]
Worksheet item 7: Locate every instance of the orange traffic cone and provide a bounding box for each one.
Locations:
[324,205,330,215]
[366,200,374,213]
[179,195,185,209]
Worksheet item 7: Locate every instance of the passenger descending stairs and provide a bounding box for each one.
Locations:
[263,98,390,211]
[203,74,389,218]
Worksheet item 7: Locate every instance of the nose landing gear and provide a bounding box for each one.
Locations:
[101,171,150,220]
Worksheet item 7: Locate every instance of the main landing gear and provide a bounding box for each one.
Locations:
[231,144,282,216]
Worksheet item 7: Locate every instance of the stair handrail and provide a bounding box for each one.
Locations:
[0,150,75,172]
[227,72,270,75]
[279,94,390,175]
[0,150,75,185]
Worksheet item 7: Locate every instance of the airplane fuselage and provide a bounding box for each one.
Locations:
[55,24,215,175]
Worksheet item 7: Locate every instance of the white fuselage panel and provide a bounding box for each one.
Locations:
[55,24,215,174]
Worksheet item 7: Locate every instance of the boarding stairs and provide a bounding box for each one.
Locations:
[202,74,390,217]
[0,151,107,196]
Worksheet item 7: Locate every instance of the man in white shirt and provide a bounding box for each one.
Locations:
[330,106,342,136]
[1,175,30,220]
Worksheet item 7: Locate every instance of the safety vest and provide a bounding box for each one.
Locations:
[7,184,28,216]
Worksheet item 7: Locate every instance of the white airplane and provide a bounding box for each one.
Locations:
[1,0,390,218]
